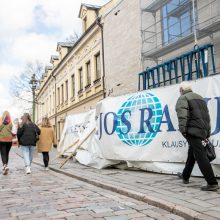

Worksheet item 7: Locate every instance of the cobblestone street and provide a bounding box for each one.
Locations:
[31,148,220,220]
[0,150,186,220]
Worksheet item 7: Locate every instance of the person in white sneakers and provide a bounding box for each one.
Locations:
[0,111,13,175]
[17,113,40,174]
[37,117,57,171]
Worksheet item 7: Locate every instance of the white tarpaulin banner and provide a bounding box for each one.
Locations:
[93,75,220,165]
[58,110,96,155]
[59,75,220,175]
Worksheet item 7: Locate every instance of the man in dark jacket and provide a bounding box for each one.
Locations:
[175,81,218,191]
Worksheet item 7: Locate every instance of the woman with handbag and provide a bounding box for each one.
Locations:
[17,113,41,174]
[37,117,57,170]
[0,111,13,175]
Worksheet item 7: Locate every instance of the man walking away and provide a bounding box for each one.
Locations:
[175,81,218,191]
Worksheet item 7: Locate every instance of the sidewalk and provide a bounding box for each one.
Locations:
[15,148,220,220]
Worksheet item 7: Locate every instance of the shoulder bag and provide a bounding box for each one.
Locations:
[203,139,216,161]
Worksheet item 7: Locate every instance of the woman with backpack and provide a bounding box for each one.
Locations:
[37,117,56,170]
[0,111,13,175]
[17,113,41,174]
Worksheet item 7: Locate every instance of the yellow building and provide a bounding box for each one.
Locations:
[36,3,113,141]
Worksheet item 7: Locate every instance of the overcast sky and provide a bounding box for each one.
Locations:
[0,0,109,120]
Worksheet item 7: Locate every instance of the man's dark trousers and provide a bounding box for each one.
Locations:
[182,135,218,185]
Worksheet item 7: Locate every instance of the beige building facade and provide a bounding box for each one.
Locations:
[36,3,115,141]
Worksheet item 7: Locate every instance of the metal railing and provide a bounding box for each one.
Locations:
[138,44,216,90]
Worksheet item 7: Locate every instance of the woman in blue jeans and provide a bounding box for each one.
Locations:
[17,113,41,174]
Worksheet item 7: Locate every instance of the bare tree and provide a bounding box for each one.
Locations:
[10,61,44,112]
[65,31,80,44]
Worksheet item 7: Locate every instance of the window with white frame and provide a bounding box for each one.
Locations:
[95,53,101,80]
[83,16,87,32]
[86,61,91,86]
[71,74,75,97]
[79,68,83,91]
[50,95,51,112]
[162,0,195,45]
[65,80,68,101]
[61,84,64,104]
[53,91,55,112]
[57,87,60,105]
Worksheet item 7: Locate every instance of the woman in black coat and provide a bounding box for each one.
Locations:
[17,113,40,174]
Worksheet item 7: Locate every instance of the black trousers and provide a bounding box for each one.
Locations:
[42,152,49,167]
[0,142,12,165]
[182,135,218,185]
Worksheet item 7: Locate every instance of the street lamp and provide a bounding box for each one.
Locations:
[29,73,38,122]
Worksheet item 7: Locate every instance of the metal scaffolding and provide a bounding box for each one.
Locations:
[141,0,220,59]
[138,0,220,91]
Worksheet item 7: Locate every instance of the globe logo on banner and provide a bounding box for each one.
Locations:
[116,93,163,146]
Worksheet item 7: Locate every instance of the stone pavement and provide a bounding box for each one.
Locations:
[1,149,186,220]
[25,148,220,220]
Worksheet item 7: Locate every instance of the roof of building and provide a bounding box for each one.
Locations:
[78,3,101,17]
[56,42,75,53]
[51,55,59,60]
[45,65,53,72]
[50,55,59,64]
[57,42,75,48]
[82,3,101,9]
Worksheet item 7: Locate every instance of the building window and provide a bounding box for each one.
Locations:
[44,98,49,115]
[83,16,87,31]
[61,84,64,104]
[79,68,83,91]
[65,80,68,101]
[47,98,49,113]
[162,0,194,45]
[58,122,60,141]
[53,92,55,112]
[86,61,91,86]
[57,87,60,105]
[95,53,101,80]
[71,75,75,97]
[50,95,51,112]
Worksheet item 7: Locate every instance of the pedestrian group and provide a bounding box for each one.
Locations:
[0,112,56,175]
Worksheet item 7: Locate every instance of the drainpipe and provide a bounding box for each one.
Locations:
[96,16,106,98]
